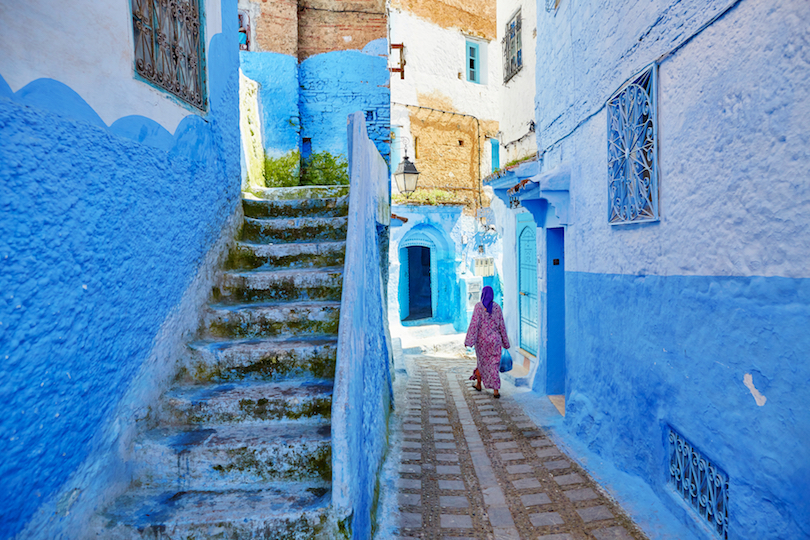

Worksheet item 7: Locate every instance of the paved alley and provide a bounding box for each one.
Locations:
[381,351,648,540]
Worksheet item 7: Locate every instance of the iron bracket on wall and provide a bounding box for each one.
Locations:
[389,43,406,79]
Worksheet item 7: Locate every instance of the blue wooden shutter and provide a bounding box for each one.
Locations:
[466,41,479,83]
[490,139,500,171]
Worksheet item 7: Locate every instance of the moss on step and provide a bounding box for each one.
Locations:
[240,219,348,244]
[212,444,331,481]
[219,280,343,303]
[237,396,332,421]
[189,346,337,383]
[225,247,345,271]
[206,310,340,339]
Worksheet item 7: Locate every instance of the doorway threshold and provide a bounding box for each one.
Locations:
[548,395,565,416]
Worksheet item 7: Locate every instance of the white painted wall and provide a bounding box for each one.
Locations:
[537,0,810,280]
[497,0,537,164]
[389,9,500,120]
[0,0,223,133]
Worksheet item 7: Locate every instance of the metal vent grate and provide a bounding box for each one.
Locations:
[668,427,729,539]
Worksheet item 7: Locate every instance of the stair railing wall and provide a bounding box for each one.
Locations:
[332,112,394,539]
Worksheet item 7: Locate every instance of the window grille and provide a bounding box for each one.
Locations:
[668,427,729,539]
[131,0,207,111]
[607,64,658,224]
[502,10,522,83]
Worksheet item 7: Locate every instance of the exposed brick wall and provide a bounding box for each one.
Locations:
[248,0,298,55]
[298,0,387,61]
[389,0,496,40]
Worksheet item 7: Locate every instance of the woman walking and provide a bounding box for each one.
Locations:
[465,285,510,398]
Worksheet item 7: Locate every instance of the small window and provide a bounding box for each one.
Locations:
[131,0,207,111]
[238,11,250,51]
[503,10,523,83]
[466,41,480,83]
[490,139,500,172]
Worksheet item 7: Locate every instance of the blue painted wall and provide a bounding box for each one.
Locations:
[0,5,240,536]
[332,113,393,540]
[565,273,810,538]
[523,0,810,538]
[239,39,390,165]
[239,51,300,156]
[300,39,391,164]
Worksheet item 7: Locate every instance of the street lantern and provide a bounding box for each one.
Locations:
[394,153,420,198]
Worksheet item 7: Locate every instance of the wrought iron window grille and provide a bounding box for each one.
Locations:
[131,0,207,111]
[607,64,659,224]
[668,427,729,539]
[502,10,522,83]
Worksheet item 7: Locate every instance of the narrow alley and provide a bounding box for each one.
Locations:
[377,339,648,540]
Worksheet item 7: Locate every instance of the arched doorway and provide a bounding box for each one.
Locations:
[398,228,443,323]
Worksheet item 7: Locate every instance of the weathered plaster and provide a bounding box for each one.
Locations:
[388,0,496,40]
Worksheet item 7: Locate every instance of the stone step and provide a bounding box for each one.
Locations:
[226,240,346,271]
[247,185,349,201]
[100,483,331,539]
[162,380,333,424]
[203,301,340,339]
[242,196,349,219]
[133,422,331,490]
[184,336,337,383]
[218,267,343,303]
[241,216,348,244]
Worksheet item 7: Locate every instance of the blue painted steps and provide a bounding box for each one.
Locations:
[96,188,347,538]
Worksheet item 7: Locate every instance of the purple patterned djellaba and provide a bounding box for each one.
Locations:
[465,287,510,391]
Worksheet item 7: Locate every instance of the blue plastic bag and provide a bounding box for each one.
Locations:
[499,349,513,373]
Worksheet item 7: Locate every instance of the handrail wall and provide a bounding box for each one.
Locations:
[332,112,393,539]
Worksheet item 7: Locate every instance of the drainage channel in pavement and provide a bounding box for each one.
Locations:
[380,353,649,540]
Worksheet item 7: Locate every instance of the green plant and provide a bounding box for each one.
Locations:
[264,150,300,187]
[300,151,350,186]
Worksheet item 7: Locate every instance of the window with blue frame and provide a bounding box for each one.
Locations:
[490,138,500,172]
[503,9,522,83]
[466,41,480,83]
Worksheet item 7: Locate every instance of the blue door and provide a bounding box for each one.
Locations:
[546,227,565,395]
[517,214,538,355]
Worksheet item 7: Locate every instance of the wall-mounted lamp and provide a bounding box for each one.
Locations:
[394,151,420,198]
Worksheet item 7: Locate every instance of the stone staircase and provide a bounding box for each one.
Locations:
[99,186,349,539]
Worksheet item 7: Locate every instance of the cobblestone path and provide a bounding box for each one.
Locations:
[392,354,648,540]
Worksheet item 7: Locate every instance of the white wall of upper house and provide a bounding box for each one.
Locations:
[496,0,537,164]
[0,0,223,134]
[389,9,500,121]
